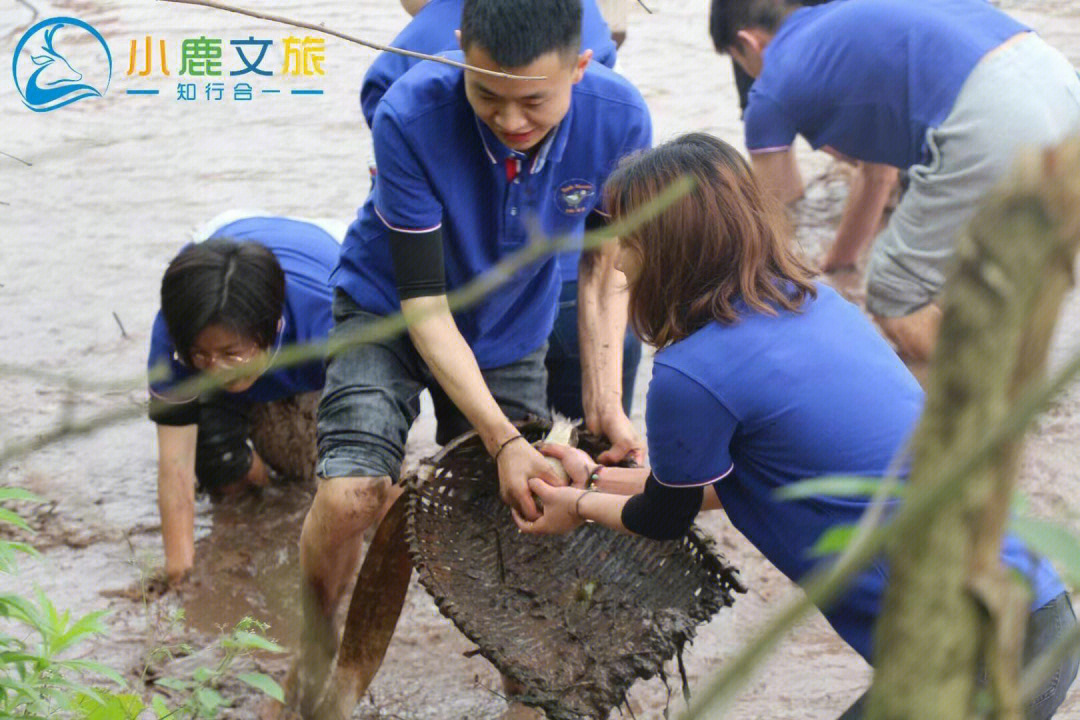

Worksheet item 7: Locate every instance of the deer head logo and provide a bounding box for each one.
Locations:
[12,17,112,113]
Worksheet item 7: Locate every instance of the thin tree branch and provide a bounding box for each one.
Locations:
[0,150,32,167]
[157,0,545,81]
[0,177,693,468]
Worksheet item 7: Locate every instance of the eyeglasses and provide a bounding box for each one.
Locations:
[186,344,262,371]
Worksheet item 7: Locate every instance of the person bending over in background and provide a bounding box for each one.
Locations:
[709,0,1080,362]
[148,212,341,583]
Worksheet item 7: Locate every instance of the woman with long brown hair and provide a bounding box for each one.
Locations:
[514,133,1077,719]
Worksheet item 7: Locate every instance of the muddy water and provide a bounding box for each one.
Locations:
[2,0,1080,717]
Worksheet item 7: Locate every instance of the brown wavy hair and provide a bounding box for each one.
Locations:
[604,132,817,350]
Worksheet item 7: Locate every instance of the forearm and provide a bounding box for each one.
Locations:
[578,246,629,426]
[826,161,899,267]
[595,465,723,511]
[402,295,517,453]
[750,149,804,206]
[157,460,195,579]
[579,475,703,540]
[592,465,650,495]
[575,489,632,533]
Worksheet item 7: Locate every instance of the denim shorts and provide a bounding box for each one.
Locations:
[316,290,550,481]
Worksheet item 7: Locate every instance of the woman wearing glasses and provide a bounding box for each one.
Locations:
[148,212,342,583]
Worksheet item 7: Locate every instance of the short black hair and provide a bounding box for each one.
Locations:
[709,0,807,52]
[160,238,285,365]
[460,0,582,68]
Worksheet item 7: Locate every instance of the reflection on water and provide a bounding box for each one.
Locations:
[181,483,314,645]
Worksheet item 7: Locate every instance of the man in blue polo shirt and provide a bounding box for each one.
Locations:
[366,0,640,423]
[148,211,341,583]
[709,0,1080,363]
[292,0,651,712]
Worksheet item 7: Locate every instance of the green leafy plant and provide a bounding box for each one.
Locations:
[147,616,285,719]
[0,487,129,717]
[0,488,285,718]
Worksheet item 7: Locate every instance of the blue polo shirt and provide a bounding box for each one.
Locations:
[334,55,651,368]
[744,0,1028,168]
[148,216,339,424]
[360,0,618,129]
[645,283,1064,661]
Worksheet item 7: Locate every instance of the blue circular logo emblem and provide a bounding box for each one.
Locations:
[12,17,112,113]
[555,179,596,216]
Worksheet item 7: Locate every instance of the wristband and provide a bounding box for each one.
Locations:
[586,465,602,489]
[493,434,525,462]
[574,488,595,520]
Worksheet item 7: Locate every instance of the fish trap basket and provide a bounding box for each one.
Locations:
[405,419,745,720]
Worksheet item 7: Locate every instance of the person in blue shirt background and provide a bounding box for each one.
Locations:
[368,0,640,424]
[709,0,1080,364]
[147,212,340,583]
[517,134,1079,719]
[293,0,651,713]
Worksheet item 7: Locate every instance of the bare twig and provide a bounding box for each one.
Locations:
[112,312,128,339]
[0,150,31,167]
[157,0,545,81]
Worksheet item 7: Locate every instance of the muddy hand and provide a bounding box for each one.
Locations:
[597,411,645,465]
[496,438,561,521]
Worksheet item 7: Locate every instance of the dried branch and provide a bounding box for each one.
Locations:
[0,176,693,468]
[0,150,31,167]
[157,0,545,81]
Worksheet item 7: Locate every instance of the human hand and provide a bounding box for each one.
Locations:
[243,450,270,487]
[496,437,563,521]
[538,444,597,489]
[597,410,645,465]
[817,249,858,275]
[511,478,585,535]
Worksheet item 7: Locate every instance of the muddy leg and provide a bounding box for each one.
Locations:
[289,475,390,718]
[875,303,943,365]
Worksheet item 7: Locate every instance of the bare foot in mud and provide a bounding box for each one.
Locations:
[309,672,362,720]
[100,567,191,602]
